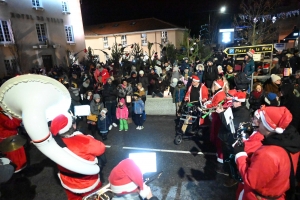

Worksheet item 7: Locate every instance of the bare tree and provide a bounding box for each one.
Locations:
[234,0,282,45]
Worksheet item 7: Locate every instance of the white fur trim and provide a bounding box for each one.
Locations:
[192,78,200,82]
[238,189,244,200]
[260,112,275,132]
[217,157,223,163]
[110,181,138,194]
[214,81,221,88]
[275,127,284,134]
[233,97,245,102]
[58,173,100,193]
[58,113,73,134]
[235,152,247,163]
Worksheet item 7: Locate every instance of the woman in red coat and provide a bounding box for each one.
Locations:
[235,106,300,200]
[0,108,27,172]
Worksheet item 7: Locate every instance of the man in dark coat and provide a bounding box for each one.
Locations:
[102,78,118,130]
[216,91,251,187]
[203,59,219,89]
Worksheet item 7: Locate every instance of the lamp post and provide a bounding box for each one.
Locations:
[208,6,226,31]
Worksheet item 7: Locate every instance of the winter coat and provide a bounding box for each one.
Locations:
[132,99,145,114]
[137,76,149,91]
[97,116,109,133]
[248,91,265,111]
[102,83,118,102]
[90,101,104,116]
[171,71,180,81]
[243,59,255,76]
[236,125,300,200]
[263,78,280,97]
[117,84,133,99]
[218,106,250,143]
[173,85,186,103]
[116,106,129,119]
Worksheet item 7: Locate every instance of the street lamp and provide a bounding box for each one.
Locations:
[208,6,226,31]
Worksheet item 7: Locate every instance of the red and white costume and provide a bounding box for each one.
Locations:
[50,114,106,200]
[0,109,27,172]
[184,76,208,102]
[235,106,299,200]
[100,68,110,85]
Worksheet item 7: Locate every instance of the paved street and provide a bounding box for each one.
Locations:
[0,115,237,200]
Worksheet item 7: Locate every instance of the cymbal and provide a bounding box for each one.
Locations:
[0,135,27,153]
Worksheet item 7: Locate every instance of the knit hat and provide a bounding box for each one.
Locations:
[93,94,100,100]
[192,75,200,82]
[172,78,178,83]
[119,98,125,104]
[246,49,255,57]
[259,106,292,134]
[50,113,73,136]
[139,70,144,75]
[227,65,233,72]
[213,79,224,88]
[271,74,281,83]
[109,158,144,194]
[264,92,279,106]
[233,91,246,102]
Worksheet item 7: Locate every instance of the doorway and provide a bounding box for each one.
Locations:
[42,55,53,72]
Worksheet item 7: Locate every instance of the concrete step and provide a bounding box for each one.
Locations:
[145,95,176,116]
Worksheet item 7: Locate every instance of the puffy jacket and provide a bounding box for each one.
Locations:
[133,99,144,114]
[174,86,186,103]
[243,59,255,76]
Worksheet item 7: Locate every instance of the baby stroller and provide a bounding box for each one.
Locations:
[174,101,208,145]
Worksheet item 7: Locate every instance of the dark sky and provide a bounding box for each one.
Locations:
[80,0,242,36]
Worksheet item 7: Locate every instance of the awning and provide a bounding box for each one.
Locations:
[283,30,299,41]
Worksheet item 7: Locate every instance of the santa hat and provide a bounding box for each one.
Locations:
[246,49,255,57]
[227,89,237,97]
[233,91,246,102]
[259,106,292,134]
[213,79,224,88]
[50,113,73,136]
[192,75,200,82]
[109,158,144,194]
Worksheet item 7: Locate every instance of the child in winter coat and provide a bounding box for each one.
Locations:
[116,98,129,131]
[132,92,145,130]
[173,80,186,116]
[97,108,109,140]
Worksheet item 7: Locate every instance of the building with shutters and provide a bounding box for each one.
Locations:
[0,0,86,77]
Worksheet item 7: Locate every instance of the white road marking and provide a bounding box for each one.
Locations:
[105,145,111,148]
[122,146,216,155]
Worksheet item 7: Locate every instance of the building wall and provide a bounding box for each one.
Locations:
[85,29,185,62]
[0,0,86,77]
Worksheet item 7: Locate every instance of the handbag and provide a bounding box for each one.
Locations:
[87,114,98,122]
[126,95,132,103]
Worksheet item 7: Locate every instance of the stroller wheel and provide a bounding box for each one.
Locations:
[174,135,183,145]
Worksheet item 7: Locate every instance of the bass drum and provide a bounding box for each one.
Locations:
[82,183,114,200]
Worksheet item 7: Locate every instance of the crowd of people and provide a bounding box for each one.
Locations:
[1,47,300,199]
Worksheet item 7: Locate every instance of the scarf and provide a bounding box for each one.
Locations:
[252,91,262,99]
[70,87,79,96]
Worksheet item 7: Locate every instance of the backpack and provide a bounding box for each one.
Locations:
[234,72,250,91]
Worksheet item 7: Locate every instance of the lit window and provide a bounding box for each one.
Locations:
[0,20,13,44]
[62,1,70,14]
[65,25,75,43]
[161,31,168,43]
[103,37,108,48]
[141,33,147,46]
[36,23,47,42]
[32,0,43,9]
[121,35,127,46]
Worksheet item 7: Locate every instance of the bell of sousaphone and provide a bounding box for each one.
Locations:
[0,74,99,175]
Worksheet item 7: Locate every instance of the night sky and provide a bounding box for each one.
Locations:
[80,0,242,36]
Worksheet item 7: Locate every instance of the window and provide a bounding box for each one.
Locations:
[65,25,75,43]
[0,20,13,44]
[161,31,168,43]
[121,35,127,46]
[141,34,147,46]
[62,1,70,14]
[32,0,43,9]
[36,23,47,43]
[103,37,108,48]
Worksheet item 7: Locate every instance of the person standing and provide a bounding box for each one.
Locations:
[137,70,149,95]
[203,59,219,89]
[102,78,118,130]
[89,94,104,136]
[116,98,129,132]
[132,93,145,130]
[243,50,255,77]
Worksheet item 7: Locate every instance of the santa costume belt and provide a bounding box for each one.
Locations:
[253,190,282,199]
[59,170,87,178]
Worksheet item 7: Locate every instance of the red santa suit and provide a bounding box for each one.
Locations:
[50,114,106,200]
[0,109,27,172]
[205,80,226,163]
[184,76,208,102]
[235,106,300,200]
[100,68,110,85]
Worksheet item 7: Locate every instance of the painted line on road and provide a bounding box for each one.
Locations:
[105,145,111,148]
[122,147,216,155]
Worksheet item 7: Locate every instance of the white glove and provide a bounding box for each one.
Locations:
[139,183,151,199]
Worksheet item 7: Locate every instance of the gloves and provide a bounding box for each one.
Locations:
[234,144,245,154]
[139,183,151,199]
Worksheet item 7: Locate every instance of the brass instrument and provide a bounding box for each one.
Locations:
[82,183,112,200]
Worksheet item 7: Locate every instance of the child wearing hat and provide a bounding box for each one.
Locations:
[116,98,129,131]
[132,92,145,130]
[97,108,110,140]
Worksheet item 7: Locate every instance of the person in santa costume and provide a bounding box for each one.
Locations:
[0,107,27,173]
[109,158,158,200]
[216,91,251,187]
[50,114,106,200]
[204,79,226,164]
[235,106,300,200]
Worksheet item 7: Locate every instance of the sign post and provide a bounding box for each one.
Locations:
[223,44,273,55]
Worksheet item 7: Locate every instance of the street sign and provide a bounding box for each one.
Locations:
[223,44,273,55]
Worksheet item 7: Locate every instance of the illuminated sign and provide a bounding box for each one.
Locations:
[218,29,234,44]
[223,44,273,55]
